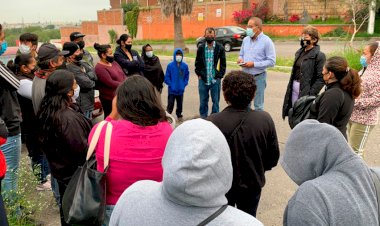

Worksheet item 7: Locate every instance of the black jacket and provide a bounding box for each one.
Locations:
[0,62,21,136]
[208,106,279,191]
[66,62,96,112]
[39,105,92,185]
[114,46,144,76]
[310,82,354,139]
[282,45,326,119]
[195,42,226,82]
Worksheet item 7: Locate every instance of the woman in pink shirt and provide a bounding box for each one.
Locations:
[88,75,173,225]
[94,43,126,117]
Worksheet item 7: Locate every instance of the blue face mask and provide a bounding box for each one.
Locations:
[246,28,255,38]
[0,41,7,56]
[360,55,368,68]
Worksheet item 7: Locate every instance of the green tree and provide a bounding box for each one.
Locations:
[125,6,139,38]
[108,29,118,44]
[158,0,194,50]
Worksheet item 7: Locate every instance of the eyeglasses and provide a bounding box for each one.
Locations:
[322,71,329,76]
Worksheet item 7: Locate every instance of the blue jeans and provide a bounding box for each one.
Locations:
[84,109,93,120]
[103,205,115,226]
[1,134,21,197]
[253,72,267,111]
[31,152,50,184]
[198,78,221,118]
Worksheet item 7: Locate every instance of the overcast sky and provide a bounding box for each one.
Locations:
[0,0,111,24]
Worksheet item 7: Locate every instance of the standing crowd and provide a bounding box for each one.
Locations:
[0,16,379,226]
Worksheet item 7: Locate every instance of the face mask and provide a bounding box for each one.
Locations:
[30,68,37,74]
[19,44,31,54]
[125,44,132,51]
[205,37,214,44]
[0,41,7,56]
[176,55,182,63]
[145,51,153,58]
[72,85,80,102]
[246,28,254,38]
[56,61,67,70]
[360,55,368,68]
[106,55,114,63]
[74,53,83,61]
[77,40,85,50]
[300,39,312,48]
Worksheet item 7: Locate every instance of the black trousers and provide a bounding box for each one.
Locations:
[167,94,183,118]
[0,183,9,226]
[226,186,262,217]
[100,98,112,119]
[57,181,71,226]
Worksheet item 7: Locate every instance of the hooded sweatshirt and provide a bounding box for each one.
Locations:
[109,119,263,226]
[164,48,189,95]
[282,119,378,226]
[350,41,380,125]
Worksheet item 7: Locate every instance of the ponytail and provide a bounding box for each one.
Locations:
[340,68,361,99]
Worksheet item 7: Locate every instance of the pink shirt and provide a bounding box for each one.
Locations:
[89,117,173,205]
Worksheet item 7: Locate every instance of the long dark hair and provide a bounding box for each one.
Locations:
[116,34,130,46]
[116,75,166,126]
[325,56,361,98]
[37,70,74,142]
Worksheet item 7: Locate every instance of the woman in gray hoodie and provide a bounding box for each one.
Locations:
[282,119,378,226]
[109,119,263,226]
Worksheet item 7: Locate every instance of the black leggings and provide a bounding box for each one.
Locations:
[100,98,112,119]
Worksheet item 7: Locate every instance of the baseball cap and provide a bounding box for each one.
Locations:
[70,32,85,41]
[63,42,80,57]
[37,43,69,62]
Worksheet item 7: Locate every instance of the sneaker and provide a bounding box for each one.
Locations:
[177,116,184,123]
[36,180,52,191]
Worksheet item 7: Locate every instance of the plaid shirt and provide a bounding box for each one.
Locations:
[205,41,216,85]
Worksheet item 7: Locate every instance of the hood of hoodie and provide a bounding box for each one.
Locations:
[366,41,380,74]
[173,48,184,62]
[281,119,358,186]
[162,118,232,207]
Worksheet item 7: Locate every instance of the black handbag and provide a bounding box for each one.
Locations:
[62,121,113,225]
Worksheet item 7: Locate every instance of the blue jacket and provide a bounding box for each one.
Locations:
[164,48,189,95]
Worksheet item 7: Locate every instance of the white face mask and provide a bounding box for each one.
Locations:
[145,51,153,58]
[176,55,182,63]
[19,44,31,54]
[72,85,80,103]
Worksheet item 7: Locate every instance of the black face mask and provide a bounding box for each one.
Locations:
[125,44,132,51]
[30,68,37,74]
[106,56,114,63]
[75,53,83,61]
[56,61,67,70]
[300,39,312,48]
[205,37,214,44]
[77,40,85,49]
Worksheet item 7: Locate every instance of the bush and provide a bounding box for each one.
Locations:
[125,6,140,38]
[232,2,269,24]
[289,14,300,23]
[4,26,60,46]
[108,29,118,44]
[328,48,362,71]
[323,27,349,37]
[121,2,139,13]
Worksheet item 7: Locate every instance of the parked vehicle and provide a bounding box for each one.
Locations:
[196,26,246,52]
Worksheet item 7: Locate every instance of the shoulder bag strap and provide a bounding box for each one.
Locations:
[86,121,107,160]
[102,122,113,172]
[229,111,249,140]
[370,169,380,225]
[197,205,228,226]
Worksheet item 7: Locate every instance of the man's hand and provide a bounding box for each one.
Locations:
[242,61,254,68]
[237,58,244,64]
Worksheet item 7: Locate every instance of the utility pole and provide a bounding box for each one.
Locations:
[367,0,376,34]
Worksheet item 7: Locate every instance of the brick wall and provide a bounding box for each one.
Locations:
[263,24,353,36]
[137,0,245,40]
[97,9,127,44]
[60,26,82,43]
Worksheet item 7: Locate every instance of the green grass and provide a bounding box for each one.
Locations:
[327,48,362,71]
[265,17,346,25]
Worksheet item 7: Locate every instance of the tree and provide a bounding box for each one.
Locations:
[108,29,118,44]
[346,0,380,47]
[158,0,194,50]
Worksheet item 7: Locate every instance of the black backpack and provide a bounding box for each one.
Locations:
[288,95,320,129]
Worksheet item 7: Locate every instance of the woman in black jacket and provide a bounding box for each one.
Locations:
[114,34,144,76]
[36,69,92,226]
[282,26,326,119]
[310,56,361,139]
[141,44,165,93]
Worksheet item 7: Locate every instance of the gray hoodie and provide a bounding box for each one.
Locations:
[110,119,263,226]
[282,119,378,226]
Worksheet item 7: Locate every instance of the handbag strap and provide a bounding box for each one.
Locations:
[229,111,249,140]
[197,205,228,226]
[86,121,113,172]
[370,169,380,226]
